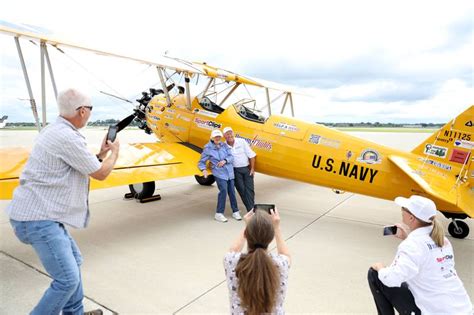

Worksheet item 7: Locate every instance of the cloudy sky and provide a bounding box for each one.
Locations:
[0,0,472,123]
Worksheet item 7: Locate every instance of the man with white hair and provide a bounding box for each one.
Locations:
[198,129,242,222]
[6,88,120,315]
[223,126,256,212]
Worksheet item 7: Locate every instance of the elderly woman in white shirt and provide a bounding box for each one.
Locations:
[368,195,472,315]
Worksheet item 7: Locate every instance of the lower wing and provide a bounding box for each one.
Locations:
[0,142,202,199]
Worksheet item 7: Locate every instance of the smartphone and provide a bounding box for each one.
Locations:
[107,125,118,142]
[253,204,275,214]
[383,225,397,236]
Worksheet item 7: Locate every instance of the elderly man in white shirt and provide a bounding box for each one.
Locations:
[223,127,256,212]
[7,88,119,315]
[368,195,472,315]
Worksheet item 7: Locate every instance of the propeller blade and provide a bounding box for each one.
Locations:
[115,114,136,132]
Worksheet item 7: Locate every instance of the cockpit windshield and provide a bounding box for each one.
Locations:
[233,99,266,123]
[198,96,224,114]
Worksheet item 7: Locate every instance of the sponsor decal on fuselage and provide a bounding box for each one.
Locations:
[177,114,191,122]
[149,115,161,121]
[274,122,299,132]
[308,134,341,148]
[449,149,470,164]
[193,108,219,118]
[424,144,447,158]
[418,158,452,171]
[194,117,222,130]
[166,124,186,132]
[235,134,273,151]
[453,139,474,150]
[311,154,378,184]
[465,120,473,127]
[357,149,382,164]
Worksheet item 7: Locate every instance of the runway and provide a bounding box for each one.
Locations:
[1,130,472,314]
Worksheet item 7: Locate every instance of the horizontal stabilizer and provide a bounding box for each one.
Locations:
[388,155,473,217]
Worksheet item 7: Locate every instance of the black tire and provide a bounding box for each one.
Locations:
[129,181,155,199]
[194,174,215,186]
[448,220,470,239]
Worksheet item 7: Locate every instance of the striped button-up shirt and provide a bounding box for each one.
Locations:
[198,140,234,180]
[6,116,101,228]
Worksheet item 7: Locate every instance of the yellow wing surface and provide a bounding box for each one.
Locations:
[0,142,201,200]
[388,155,473,218]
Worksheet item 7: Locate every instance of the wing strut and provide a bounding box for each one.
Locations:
[184,74,192,110]
[156,66,172,106]
[201,77,215,98]
[280,92,289,114]
[265,88,272,116]
[289,92,295,117]
[42,42,58,99]
[40,42,47,127]
[14,37,41,132]
[219,83,240,106]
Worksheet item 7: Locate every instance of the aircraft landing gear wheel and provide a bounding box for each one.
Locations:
[128,181,155,199]
[448,220,469,239]
[194,174,215,186]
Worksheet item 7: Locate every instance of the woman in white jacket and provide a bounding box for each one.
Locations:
[368,195,472,315]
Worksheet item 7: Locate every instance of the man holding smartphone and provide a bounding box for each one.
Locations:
[6,88,120,315]
[223,127,257,212]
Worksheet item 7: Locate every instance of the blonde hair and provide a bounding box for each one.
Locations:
[430,216,445,247]
[57,88,91,118]
[403,208,445,247]
[235,211,279,315]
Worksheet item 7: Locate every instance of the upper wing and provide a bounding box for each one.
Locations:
[1,23,303,94]
[0,24,201,76]
[0,142,202,199]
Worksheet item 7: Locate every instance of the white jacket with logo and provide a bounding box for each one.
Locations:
[378,226,472,314]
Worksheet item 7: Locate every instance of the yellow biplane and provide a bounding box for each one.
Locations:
[1,24,472,238]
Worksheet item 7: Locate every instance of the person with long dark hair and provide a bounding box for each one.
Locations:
[224,208,291,314]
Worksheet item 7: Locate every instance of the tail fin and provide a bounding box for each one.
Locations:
[412,105,473,180]
[0,115,7,122]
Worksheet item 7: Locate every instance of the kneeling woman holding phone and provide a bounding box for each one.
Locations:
[369,195,472,314]
[224,207,290,315]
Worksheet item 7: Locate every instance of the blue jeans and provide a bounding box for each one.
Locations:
[10,220,84,315]
[214,177,239,214]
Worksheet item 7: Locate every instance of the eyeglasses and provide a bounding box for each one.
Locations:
[76,106,93,111]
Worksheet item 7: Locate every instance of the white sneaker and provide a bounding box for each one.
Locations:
[232,212,242,221]
[214,213,228,222]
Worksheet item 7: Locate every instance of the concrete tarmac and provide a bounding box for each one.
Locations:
[1,130,472,314]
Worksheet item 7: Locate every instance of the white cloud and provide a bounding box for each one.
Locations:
[0,0,472,122]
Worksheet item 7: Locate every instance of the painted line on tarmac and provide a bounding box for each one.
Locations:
[0,250,119,314]
[173,194,356,314]
[285,193,355,242]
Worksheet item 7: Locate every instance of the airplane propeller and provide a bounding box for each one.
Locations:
[113,83,176,135]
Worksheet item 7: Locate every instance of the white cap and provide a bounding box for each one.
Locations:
[210,129,223,139]
[394,195,437,222]
[223,126,233,134]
